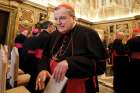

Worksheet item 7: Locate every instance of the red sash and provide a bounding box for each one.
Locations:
[15,43,23,48]
[111,50,128,65]
[50,59,96,93]
[111,50,117,66]
[130,52,140,59]
[28,49,43,59]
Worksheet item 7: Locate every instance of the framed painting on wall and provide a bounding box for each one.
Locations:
[107,25,115,43]
[116,23,129,34]
[39,13,48,21]
[109,25,115,33]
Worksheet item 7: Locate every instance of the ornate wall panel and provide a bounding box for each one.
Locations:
[16,1,48,35]
[92,19,138,44]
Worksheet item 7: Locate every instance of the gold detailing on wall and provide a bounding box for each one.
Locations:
[0,0,18,53]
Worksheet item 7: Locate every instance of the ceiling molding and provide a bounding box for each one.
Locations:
[77,18,94,25]
[135,15,140,19]
[23,0,48,11]
[93,17,135,24]
[9,0,27,3]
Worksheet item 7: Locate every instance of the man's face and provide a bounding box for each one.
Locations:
[47,25,56,33]
[54,7,75,34]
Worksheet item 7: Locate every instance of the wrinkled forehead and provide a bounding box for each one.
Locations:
[54,7,75,18]
[54,7,70,15]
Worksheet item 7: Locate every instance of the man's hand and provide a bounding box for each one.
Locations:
[35,70,50,90]
[53,60,69,82]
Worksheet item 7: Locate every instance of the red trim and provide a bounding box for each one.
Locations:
[15,43,23,48]
[66,78,87,93]
[34,49,43,59]
[93,76,97,89]
[28,49,43,59]
[50,59,57,73]
[111,50,116,66]
[50,59,96,93]
[130,52,140,59]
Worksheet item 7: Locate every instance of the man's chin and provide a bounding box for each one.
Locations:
[58,29,66,34]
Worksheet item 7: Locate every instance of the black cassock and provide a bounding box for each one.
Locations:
[39,30,51,51]
[15,34,27,70]
[126,36,140,93]
[112,39,129,93]
[40,24,108,93]
[23,33,50,93]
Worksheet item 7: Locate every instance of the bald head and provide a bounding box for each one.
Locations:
[116,32,124,40]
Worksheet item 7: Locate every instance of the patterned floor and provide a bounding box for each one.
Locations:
[98,74,114,93]
[99,84,114,93]
[98,74,113,88]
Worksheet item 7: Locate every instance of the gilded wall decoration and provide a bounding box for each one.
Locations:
[136,0,140,4]
[116,23,129,34]
[18,8,34,31]
[47,7,55,22]
[19,8,34,23]
[137,20,140,27]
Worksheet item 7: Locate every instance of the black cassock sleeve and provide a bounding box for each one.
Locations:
[37,32,51,72]
[65,28,108,78]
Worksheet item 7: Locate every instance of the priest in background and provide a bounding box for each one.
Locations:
[126,28,140,93]
[14,27,28,71]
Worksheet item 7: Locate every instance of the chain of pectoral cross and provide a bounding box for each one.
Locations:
[53,35,72,60]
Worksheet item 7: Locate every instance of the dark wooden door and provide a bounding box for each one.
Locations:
[0,10,9,44]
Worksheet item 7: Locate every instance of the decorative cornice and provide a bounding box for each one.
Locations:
[93,17,135,24]
[9,1,20,7]
[77,18,93,25]
[9,0,26,3]
[135,15,140,19]
[24,0,48,11]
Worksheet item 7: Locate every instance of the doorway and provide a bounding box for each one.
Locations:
[0,10,9,45]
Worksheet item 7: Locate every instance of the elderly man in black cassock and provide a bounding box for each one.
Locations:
[112,32,129,93]
[126,28,140,93]
[36,3,108,93]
